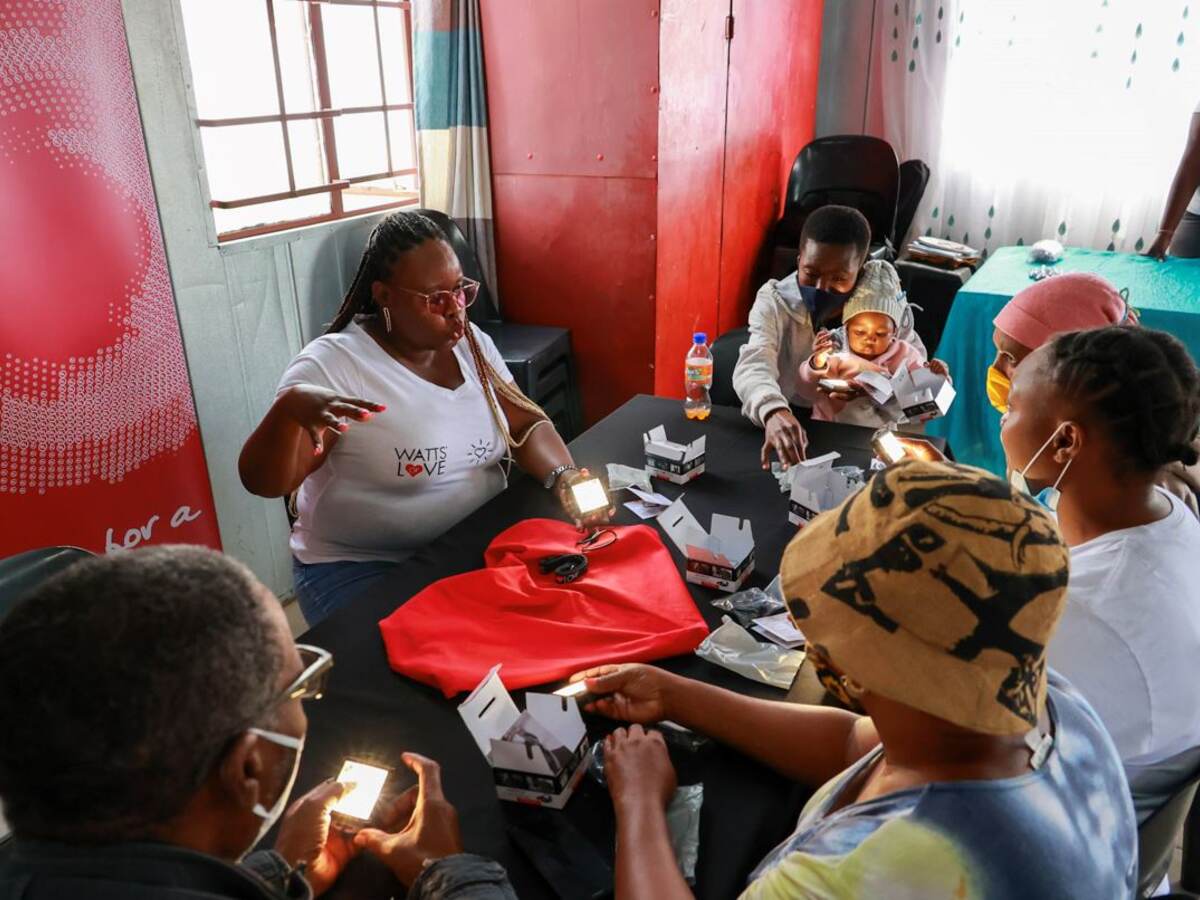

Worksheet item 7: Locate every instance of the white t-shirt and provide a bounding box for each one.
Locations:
[277,320,512,564]
[1049,489,1200,769]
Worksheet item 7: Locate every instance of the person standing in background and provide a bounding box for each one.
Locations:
[1146,100,1200,259]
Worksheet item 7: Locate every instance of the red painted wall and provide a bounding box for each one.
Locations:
[481,0,660,424]
[718,0,824,337]
[482,0,823,413]
[654,0,729,396]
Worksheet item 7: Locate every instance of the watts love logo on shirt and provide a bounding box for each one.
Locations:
[395,446,447,478]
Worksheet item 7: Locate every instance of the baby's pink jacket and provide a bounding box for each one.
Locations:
[797,338,928,422]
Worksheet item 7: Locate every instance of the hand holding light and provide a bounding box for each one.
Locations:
[274,780,359,896]
[557,467,614,528]
[353,753,463,888]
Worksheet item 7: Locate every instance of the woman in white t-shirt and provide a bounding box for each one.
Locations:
[240,212,601,625]
[1001,325,1200,820]
[1146,100,1200,259]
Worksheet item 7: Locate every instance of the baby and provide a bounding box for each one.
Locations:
[798,261,949,425]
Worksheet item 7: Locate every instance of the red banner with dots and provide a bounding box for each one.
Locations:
[0,0,221,556]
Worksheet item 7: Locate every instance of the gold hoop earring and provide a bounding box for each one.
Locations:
[381,307,392,334]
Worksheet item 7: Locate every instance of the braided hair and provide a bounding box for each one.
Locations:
[329,211,549,451]
[1048,326,1200,473]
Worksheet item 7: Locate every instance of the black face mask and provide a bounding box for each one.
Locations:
[797,284,852,329]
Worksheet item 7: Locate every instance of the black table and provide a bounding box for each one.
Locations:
[296,396,944,899]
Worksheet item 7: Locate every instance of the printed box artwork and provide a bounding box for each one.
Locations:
[788,452,857,526]
[892,367,956,420]
[457,666,590,809]
[643,425,706,484]
[657,497,755,593]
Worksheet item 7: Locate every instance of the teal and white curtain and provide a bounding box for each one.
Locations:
[412,0,496,291]
[879,0,1200,255]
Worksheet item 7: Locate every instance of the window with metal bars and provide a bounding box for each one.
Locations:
[179,0,419,242]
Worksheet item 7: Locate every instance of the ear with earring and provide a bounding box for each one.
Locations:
[381,307,392,334]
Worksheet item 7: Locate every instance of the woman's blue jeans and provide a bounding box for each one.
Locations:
[292,557,399,627]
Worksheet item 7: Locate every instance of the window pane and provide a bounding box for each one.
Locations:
[276,1,318,114]
[200,123,290,201]
[215,194,331,237]
[376,7,413,105]
[321,5,384,108]
[288,120,328,189]
[334,113,388,179]
[386,110,418,170]
[342,176,419,214]
[180,0,279,119]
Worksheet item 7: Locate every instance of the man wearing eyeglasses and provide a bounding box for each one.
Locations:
[0,546,513,900]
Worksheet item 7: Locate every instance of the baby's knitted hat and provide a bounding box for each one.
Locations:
[843,260,907,329]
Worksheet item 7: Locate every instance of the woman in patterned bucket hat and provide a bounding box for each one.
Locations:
[571,460,1136,899]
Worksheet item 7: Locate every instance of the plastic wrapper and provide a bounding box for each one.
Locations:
[588,748,703,883]
[833,465,866,489]
[711,575,786,628]
[695,616,805,690]
[1028,265,1061,282]
[607,462,653,493]
[588,723,711,788]
[666,783,704,883]
[1028,239,1064,263]
[770,462,792,493]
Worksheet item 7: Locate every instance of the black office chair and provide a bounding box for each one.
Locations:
[894,259,971,356]
[0,546,94,622]
[416,209,583,440]
[769,136,901,279]
[894,159,931,248]
[1183,789,1200,892]
[1137,765,1200,897]
[710,327,749,408]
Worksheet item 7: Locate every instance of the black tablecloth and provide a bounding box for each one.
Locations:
[296,396,945,899]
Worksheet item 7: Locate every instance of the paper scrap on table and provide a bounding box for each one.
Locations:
[623,485,674,520]
[752,612,806,649]
[629,486,673,507]
[607,463,653,493]
[625,500,666,520]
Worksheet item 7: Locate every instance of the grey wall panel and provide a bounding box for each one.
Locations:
[122,0,384,596]
[289,232,353,345]
[815,0,878,137]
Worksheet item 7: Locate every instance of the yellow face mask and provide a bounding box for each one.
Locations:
[986,365,1011,414]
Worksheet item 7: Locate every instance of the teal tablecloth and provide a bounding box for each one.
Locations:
[927,246,1200,476]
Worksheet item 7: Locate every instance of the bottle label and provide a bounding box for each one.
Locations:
[685,360,712,384]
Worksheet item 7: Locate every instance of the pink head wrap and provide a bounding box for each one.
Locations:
[993,273,1129,350]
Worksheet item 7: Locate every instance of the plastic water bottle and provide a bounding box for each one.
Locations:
[684,332,713,420]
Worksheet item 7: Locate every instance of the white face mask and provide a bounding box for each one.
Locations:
[244,727,304,858]
[1009,422,1073,513]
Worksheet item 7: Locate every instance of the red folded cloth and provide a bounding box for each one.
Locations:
[379,519,709,697]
